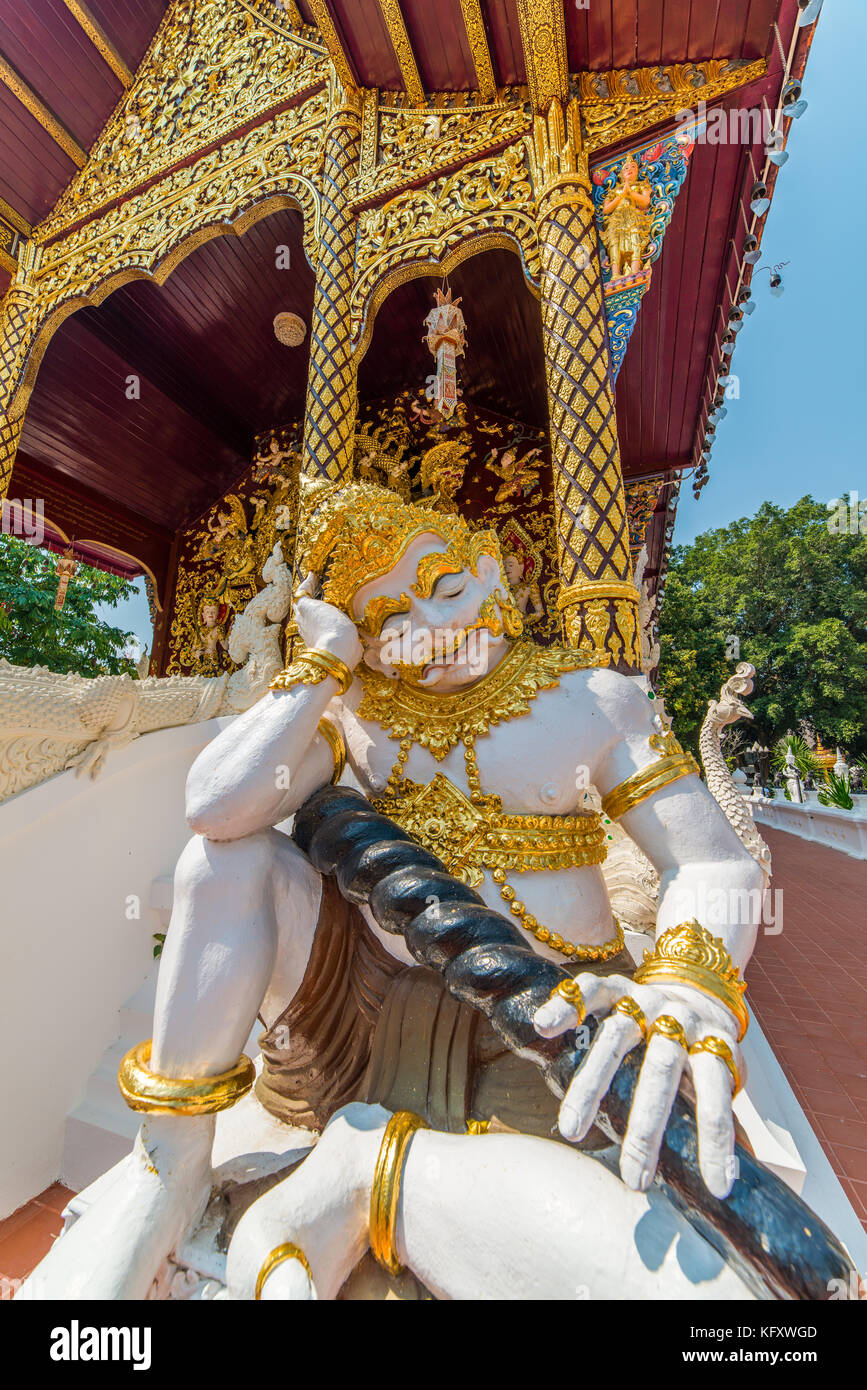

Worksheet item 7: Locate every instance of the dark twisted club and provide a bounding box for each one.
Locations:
[293,785,857,1302]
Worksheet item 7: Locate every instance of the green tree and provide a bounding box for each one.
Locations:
[0,534,138,677]
[657,496,867,759]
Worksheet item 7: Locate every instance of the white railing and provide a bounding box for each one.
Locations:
[751,794,867,860]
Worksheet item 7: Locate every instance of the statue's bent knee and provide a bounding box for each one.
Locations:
[174,830,277,906]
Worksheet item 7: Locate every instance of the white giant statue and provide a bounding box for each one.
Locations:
[20,482,855,1301]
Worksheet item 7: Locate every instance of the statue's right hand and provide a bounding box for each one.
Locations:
[293,572,363,672]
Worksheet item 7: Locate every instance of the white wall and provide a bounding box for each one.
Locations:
[0,718,229,1219]
[753,797,867,859]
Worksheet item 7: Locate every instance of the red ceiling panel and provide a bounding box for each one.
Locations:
[19,207,315,529]
[401,0,475,93]
[0,83,78,225]
[20,314,247,530]
[75,209,314,441]
[85,0,169,73]
[358,248,548,426]
[0,0,124,148]
[630,0,666,67]
[0,0,169,227]
[329,1,402,89]
[482,0,525,87]
[615,133,748,472]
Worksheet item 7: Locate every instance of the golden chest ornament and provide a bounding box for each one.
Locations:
[357,641,623,963]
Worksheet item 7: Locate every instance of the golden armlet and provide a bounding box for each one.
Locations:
[601,750,700,821]
[117,1041,255,1115]
[317,716,346,784]
[633,921,749,1041]
[255,1243,313,1300]
[369,1111,429,1276]
[270,647,353,696]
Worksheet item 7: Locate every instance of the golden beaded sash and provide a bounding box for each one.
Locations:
[370,771,607,889]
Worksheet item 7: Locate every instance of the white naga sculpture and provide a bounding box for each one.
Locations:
[19,483,854,1301]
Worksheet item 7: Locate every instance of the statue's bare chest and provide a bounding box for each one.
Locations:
[340,685,589,817]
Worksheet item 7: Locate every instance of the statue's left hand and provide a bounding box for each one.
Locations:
[534,976,743,1199]
[293,572,363,672]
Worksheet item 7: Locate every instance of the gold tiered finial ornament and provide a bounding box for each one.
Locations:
[54,545,78,611]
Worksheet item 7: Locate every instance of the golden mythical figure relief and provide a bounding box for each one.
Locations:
[600,152,652,283]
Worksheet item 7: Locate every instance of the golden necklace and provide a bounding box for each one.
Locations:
[357,639,591,760]
[361,641,623,964]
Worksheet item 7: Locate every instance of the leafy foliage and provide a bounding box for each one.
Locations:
[0,534,138,677]
[657,497,867,759]
[817,771,854,810]
[771,733,822,780]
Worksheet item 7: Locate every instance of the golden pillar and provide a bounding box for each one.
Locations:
[302,81,363,485]
[0,283,35,501]
[0,415,22,501]
[532,99,641,673]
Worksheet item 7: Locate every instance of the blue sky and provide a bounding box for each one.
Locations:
[98,2,860,652]
[674,0,867,545]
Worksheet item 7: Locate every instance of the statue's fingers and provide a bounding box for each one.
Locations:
[558,1013,643,1142]
[533,974,622,1038]
[295,572,319,598]
[619,1033,686,1192]
[691,1051,738,1199]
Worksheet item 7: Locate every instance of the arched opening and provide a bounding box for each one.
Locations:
[353,243,563,641]
[7,205,315,642]
[357,245,547,427]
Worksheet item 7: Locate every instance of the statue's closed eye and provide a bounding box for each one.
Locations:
[360,593,411,637]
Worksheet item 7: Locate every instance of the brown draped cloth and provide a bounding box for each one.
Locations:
[254,881,753,1298]
[257,876,631,1143]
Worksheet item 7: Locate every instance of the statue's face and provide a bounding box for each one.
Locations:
[352,532,510,690]
[504,553,523,585]
[622,159,638,184]
[201,602,219,628]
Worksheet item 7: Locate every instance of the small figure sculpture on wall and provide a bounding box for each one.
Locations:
[192,594,232,670]
[601,152,652,282]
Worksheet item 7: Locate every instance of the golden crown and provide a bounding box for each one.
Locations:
[298,476,503,620]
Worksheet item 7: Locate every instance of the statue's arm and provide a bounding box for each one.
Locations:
[185,684,343,841]
[535,669,763,1199]
[590,671,764,966]
[186,580,362,841]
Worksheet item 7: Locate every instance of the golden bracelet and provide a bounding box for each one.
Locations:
[305,648,354,694]
[369,1111,429,1277]
[611,995,647,1037]
[270,648,354,696]
[633,921,749,1041]
[548,977,586,1023]
[601,751,700,821]
[646,1014,689,1050]
[317,716,346,784]
[117,1040,254,1115]
[254,1242,313,1300]
[690,1036,742,1095]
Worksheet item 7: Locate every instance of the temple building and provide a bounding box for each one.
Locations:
[0,0,812,676]
[2,0,866,1303]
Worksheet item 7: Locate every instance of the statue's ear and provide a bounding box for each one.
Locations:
[475,552,501,586]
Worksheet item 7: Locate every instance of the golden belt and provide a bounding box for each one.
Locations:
[370,772,607,889]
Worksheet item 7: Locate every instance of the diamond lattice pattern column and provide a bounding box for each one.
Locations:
[302,98,362,485]
[535,102,641,673]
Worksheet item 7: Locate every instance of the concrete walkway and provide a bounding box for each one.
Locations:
[746,826,867,1232]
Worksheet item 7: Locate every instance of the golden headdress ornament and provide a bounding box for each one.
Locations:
[297,475,504,619]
